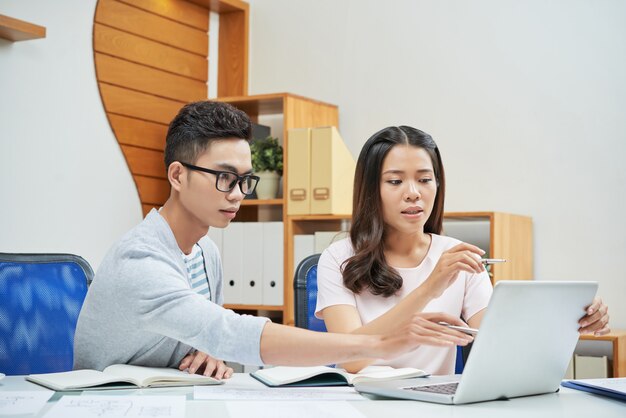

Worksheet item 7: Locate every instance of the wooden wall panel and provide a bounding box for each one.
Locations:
[94,23,207,80]
[108,114,168,151]
[95,53,207,102]
[135,175,171,204]
[94,0,248,212]
[188,0,248,14]
[142,204,157,217]
[99,83,184,125]
[121,145,166,178]
[218,8,248,96]
[96,0,208,55]
[120,0,209,31]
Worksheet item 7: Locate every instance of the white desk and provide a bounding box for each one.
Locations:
[1,374,624,417]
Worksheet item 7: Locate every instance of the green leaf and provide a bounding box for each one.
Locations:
[250,136,283,175]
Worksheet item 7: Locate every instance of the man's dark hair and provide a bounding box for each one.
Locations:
[164,101,252,170]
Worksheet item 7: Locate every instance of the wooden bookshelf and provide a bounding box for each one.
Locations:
[579,330,626,377]
[218,93,339,323]
[241,198,283,206]
[0,14,46,42]
[443,212,533,283]
[283,214,352,325]
[280,211,533,325]
[288,214,352,222]
[218,93,338,141]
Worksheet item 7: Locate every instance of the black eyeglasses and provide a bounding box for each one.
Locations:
[180,162,260,196]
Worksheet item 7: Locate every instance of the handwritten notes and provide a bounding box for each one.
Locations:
[0,391,53,416]
[43,395,185,418]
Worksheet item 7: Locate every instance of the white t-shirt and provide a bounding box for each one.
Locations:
[315,234,493,375]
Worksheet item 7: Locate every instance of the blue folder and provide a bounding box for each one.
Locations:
[561,379,626,402]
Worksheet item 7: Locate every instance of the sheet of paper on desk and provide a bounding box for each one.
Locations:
[0,391,53,416]
[575,377,626,391]
[226,401,366,418]
[43,395,185,418]
[194,385,365,401]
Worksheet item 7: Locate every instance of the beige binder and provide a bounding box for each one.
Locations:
[574,354,610,379]
[287,128,312,215]
[310,126,355,215]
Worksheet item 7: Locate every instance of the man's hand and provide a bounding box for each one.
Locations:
[374,312,474,361]
[579,297,610,336]
[178,351,233,379]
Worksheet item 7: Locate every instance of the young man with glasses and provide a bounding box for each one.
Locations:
[74,101,473,377]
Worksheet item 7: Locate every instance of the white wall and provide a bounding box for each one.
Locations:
[248,0,626,328]
[0,0,142,270]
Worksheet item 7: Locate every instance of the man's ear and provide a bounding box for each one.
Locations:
[168,162,185,192]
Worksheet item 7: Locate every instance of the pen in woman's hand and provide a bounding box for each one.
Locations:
[480,258,506,265]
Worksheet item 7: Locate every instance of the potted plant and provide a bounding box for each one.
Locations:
[250,136,283,199]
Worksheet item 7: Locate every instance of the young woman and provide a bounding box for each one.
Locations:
[315,126,610,375]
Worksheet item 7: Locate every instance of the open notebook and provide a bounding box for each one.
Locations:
[27,364,222,391]
[251,365,427,387]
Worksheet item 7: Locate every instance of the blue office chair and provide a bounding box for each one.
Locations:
[455,339,473,374]
[293,254,326,332]
[0,253,93,375]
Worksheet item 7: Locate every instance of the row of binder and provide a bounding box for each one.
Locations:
[208,222,284,306]
[287,126,356,215]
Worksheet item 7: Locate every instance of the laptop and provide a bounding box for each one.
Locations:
[355,281,598,404]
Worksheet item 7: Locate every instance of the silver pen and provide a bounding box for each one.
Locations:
[438,322,478,336]
[480,258,506,265]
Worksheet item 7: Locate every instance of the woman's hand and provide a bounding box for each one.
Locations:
[422,243,486,298]
[178,350,233,379]
[579,297,610,336]
[374,312,474,361]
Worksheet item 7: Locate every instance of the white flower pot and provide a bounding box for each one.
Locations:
[255,171,280,199]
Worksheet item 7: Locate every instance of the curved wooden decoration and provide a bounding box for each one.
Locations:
[93,0,248,216]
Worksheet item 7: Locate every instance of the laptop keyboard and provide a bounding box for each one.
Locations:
[404,382,459,395]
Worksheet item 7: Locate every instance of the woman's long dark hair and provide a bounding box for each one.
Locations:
[342,126,446,297]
